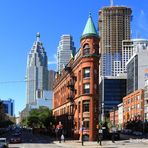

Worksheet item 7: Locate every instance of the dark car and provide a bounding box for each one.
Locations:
[10,134,22,143]
[0,144,7,148]
[109,132,120,140]
[102,129,120,140]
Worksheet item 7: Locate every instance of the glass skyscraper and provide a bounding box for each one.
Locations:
[2,99,14,116]
[57,35,76,73]
[99,76,126,120]
[26,33,48,105]
[98,5,132,120]
[99,6,132,76]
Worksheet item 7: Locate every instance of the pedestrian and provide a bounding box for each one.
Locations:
[58,128,62,143]
[97,129,103,146]
[55,126,59,140]
[111,132,115,143]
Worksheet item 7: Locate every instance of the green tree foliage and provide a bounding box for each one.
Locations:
[25,107,55,128]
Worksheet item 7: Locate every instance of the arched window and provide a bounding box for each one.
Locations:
[83,44,90,55]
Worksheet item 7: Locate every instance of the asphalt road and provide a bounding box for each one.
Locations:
[1,129,148,148]
[1,129,61,148]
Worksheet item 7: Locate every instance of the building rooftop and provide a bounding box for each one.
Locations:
[101,5,131,10]
[81,13,98,39]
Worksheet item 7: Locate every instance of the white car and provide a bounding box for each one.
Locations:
[0,138,8,148]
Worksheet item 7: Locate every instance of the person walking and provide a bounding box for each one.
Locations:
[111,131,115,143]
[56,122,63,143]
[97,129,103,146]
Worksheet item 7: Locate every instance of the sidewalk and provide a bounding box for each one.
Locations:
[54,140,118,148]
[53,139,148,148]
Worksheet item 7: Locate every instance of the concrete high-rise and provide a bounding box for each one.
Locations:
[127,39,148,94]
[48,70,56,90]
[99,6,132,76]
[122,40,134,73]
[57,35,76,73]
[2,99,14,116]
[26,33,48,105]
[122,39,148,74]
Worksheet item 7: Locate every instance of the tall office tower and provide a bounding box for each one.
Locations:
[122,39,148,74]
[48,70,56,90]
[57,35,76,73]
[99,76,126,121]
[26,33,49,105]
[127,39,148,94]
[122,40,134,73]
[2,99,14,116]
[99,6,132,77]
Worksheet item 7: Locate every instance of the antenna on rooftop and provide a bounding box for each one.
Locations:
[110,0,114,6]
[136,31,141,39]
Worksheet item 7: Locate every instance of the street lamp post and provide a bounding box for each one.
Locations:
[81,121,84,146]
[112,107,116,143]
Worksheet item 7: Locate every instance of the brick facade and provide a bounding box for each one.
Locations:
[53,35,99,141]
[123,89,144,123]
[109,109,118,126]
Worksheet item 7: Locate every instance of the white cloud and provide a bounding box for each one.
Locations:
[48,54,57,65]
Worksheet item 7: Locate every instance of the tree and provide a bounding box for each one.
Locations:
[25,107,55,129]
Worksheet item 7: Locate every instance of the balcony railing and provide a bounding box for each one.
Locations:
[67,81,75,91]
[64,65,72,73]
[66,94,74,101]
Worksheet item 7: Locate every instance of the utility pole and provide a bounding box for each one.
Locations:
[113,107,115,127]
[81,120,84,146]
[112,107,115,143]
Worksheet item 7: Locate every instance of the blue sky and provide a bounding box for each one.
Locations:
[0,0,148,116]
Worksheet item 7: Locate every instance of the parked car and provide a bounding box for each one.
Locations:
[0,138,8,148]
[132,131,142,136]
[109,132,120,140]
[10,134,22,143]
[122,129,132,135]
[102,128,120,140]
[0,144,6,148]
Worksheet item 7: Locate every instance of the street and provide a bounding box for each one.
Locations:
[1,129,61,148]
[1,129,148,148]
